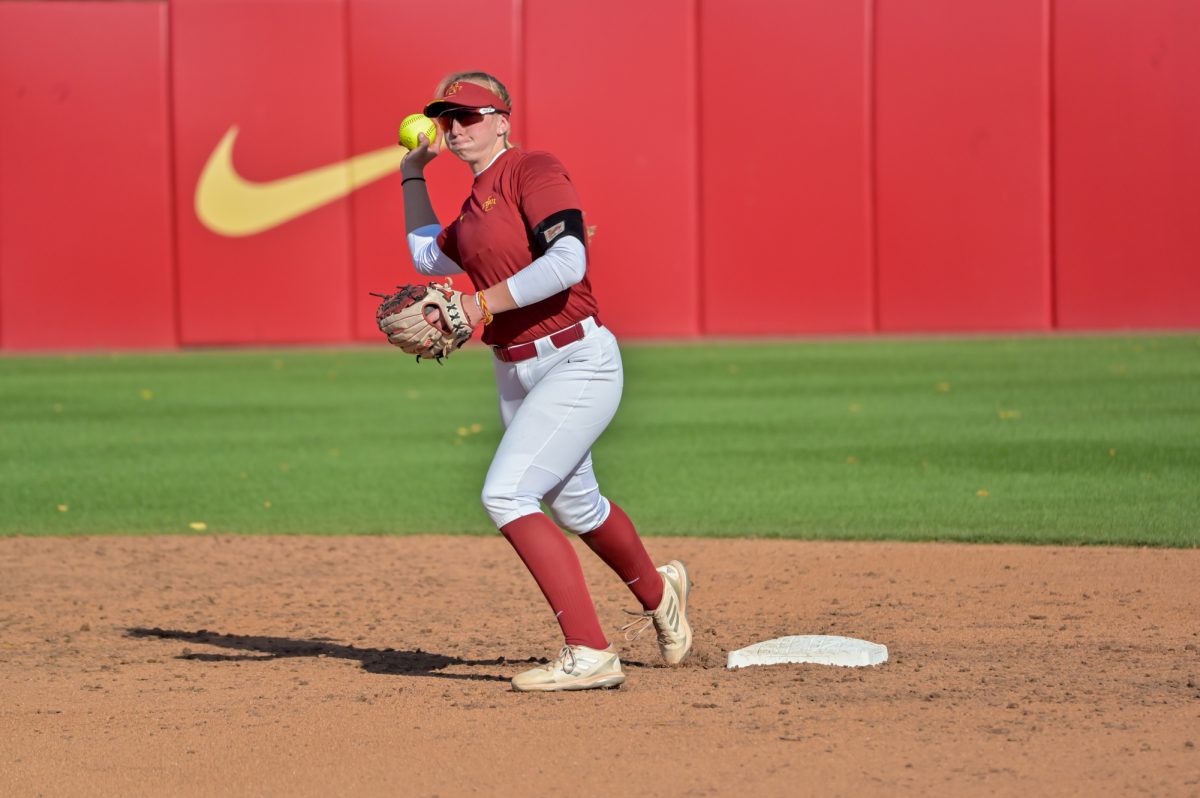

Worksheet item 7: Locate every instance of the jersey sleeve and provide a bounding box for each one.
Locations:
[436,220,462,265]
[515,152,583,229]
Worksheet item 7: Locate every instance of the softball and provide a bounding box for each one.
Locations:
[398,113,437,150]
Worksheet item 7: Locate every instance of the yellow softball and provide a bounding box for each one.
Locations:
[398,113,437,150]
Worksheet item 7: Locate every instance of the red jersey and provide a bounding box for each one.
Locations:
[437,149,599,347]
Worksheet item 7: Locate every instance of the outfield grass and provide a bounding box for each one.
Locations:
[2,335,1197,545]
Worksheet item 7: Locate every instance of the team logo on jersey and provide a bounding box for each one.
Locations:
[543,220,566,244]
[483,196,498,212]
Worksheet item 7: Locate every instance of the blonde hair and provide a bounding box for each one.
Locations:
[436,71,515,146]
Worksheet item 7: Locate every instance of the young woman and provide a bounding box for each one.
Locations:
[398,72,692,692]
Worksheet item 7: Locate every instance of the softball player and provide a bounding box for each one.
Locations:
[399,72,692,691]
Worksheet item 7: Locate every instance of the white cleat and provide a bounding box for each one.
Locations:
[623,560,693,665]
[510,644,626,692]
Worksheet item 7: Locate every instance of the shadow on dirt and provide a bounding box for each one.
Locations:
[126,626,519,682]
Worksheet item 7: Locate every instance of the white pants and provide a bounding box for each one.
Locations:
[481,317,623,533]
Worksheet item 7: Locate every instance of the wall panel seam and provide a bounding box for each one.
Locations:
[514,0,526,144]
[165,1,183,349]
[866,0,880,332]
[693,0,704,336]
[1044,0,1057,330]
[342,0,357,342]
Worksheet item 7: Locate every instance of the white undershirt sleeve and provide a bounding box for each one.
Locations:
[406,224,464,276]
[506,237,587,308]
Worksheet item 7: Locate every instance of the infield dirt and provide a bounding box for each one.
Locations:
[1,536,1197,797]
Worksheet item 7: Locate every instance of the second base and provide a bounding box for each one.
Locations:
[726,635,888,669]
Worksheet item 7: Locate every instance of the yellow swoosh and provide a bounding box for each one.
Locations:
[195,125,407,237]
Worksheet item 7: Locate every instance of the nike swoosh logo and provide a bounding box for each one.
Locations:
[195,125,406,237]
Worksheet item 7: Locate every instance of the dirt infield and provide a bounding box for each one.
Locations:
[1,536,1197,797]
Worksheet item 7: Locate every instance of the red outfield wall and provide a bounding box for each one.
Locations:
[874,0,1051,332]
[1,0,1197,351]
[0,2,177,350]
[346,0,521,342]
[171,0,354,345]
[699,1,874,335]
[1053,0,1200,329]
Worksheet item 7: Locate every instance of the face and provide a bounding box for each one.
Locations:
[438,108,509,166]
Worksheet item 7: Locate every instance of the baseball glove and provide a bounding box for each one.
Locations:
[372,279,476,362]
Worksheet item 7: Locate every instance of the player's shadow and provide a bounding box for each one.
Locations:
[125,626,518,682]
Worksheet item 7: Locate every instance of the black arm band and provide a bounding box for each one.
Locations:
[530,209,586,257]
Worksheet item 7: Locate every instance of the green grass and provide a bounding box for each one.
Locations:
[2,335,1197,545]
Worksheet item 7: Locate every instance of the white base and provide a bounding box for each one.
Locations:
[726,635,888,669]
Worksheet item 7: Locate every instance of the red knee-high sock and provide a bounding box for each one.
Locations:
[500,513,609,650]
[580,502,664,611]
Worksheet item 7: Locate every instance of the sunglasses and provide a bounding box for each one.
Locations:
[436,107,502,131]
